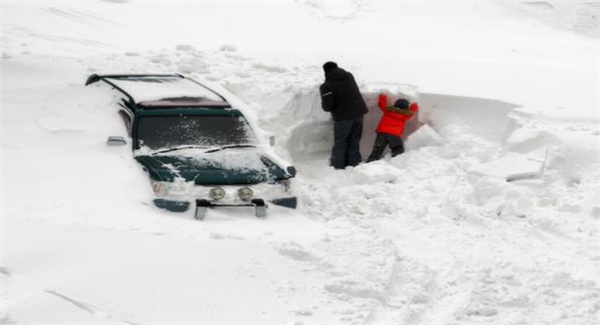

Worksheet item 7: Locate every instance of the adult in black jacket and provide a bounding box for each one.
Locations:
[319,61,368,169]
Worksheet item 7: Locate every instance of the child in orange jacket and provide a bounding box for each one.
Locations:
[366,93,419,162]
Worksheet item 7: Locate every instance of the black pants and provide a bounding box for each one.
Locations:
[331,117,363,169]
[367,133,404,162]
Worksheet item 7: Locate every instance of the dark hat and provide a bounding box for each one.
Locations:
[393,99,409,110]
[323,61,338,75]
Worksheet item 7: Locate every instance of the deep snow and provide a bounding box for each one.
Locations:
[1,1,599,324]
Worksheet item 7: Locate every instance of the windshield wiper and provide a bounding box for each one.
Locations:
[204,144,257,153]
[151,145,209,155]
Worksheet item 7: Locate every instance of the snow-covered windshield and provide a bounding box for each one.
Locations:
[137,115,257,151]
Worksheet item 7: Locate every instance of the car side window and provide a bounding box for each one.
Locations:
[118,110,132,136]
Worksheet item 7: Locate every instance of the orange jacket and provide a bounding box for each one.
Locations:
[375,93,419,136]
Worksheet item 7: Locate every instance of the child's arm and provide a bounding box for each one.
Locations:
[378,93,388,112]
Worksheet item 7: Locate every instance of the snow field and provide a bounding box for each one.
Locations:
[2,1,599,324]
[195,43,596,323]
[2,43,599,324]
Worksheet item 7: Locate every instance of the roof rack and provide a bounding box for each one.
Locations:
[85,74,230,110]
[85,74,187,86]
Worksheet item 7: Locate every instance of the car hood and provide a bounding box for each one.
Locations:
[135,149,287,185]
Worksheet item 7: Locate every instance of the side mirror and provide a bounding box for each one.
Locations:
[286,166,296,177]
[269,136,275,147]
[107,136,127,146]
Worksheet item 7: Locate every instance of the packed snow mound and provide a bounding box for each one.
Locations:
[418,93,520,143]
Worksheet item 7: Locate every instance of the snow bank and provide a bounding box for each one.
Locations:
[275,84,520,164]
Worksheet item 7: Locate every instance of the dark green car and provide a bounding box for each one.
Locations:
[86,74,297,219]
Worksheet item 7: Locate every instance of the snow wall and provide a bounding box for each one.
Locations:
[273,84,520,163]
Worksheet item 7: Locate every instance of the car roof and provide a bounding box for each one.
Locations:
[85,74,231,110]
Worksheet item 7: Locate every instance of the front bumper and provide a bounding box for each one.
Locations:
[151,181,297,217]
[194,198,269,220]
[154,180,290,202]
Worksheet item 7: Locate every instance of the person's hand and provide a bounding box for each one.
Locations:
[410,102,419,112]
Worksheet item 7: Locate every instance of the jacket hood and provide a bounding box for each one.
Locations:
[135,149,288,185]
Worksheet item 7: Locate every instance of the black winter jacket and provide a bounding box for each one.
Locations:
[319,68,368,121]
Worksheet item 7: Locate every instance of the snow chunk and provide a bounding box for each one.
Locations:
[346,162,399,185]
[505,126,563,153]
[405,124,444,150]
[220,44,237,52]
[362,83,418,102]
[176,44,196,51]
[276,241,318,262]
[252,62,287,73]
[470,153,544,181]
[177,57,209,74]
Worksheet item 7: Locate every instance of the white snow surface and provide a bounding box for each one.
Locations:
[1,1,599,324]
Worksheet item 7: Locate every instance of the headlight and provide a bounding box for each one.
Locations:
[209,187,226,200]
[237,187,254,201]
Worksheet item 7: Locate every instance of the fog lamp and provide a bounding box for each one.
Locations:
[237,187,254,201]
[209,187,226,200]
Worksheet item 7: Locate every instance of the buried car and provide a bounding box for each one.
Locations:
[86,74,297,219]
